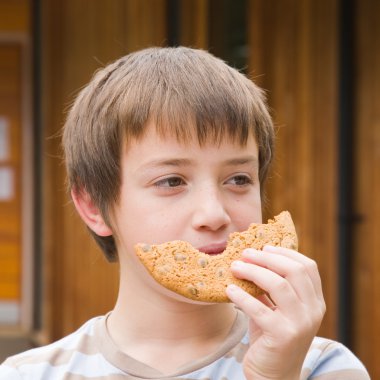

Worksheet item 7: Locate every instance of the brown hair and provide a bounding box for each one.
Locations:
[62,46,274,261]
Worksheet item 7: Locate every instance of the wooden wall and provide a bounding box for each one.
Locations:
[0,0,30,33]
[352,0,380,377]
[37,0,379,377]
[247,0,339,341]
[40,0,167,341]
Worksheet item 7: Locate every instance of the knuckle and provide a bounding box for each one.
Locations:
[319,300,327,317]
[254,306,269,318]
[237,291,258,315]
[289,262,308,278]
[240,293,252,310]
[306,258,318,273]
[273,277,290,293]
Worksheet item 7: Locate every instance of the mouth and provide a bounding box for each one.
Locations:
[197,242,227,256]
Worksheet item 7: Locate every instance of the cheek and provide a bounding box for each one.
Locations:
[116,203,180,248]
[229,192,262,226]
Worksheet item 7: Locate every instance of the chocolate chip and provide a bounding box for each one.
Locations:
[174,253,187,261]
[197,257,209,268]
[141,244,151,252]
[216,268,225,277]
[157,265,171,274]
[188,286,199,296]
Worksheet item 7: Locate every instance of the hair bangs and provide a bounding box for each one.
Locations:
[152,89,252,147]
[117,55,256,147]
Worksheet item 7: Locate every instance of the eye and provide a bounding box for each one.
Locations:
[154,176,186,188]
[226,174,253,186]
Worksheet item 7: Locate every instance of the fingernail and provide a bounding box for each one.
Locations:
[242,248,260,256]
[226,284,239,292]
[231,260,243,269]
[263,245,278,252]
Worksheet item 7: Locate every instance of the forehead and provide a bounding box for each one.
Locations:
[124,120,259,158]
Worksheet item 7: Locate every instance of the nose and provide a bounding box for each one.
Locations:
[191,185,231,232]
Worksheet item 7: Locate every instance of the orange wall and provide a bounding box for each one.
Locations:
[0,45,22,301]
[0,0,30,307]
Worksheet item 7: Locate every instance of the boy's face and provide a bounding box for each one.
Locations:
[111,122,262,265]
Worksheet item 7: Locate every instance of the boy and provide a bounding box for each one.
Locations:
[0,47,369,379]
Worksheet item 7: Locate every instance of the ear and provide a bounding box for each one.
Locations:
[71,188,113,237]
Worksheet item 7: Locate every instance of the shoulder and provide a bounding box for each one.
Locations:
[0,316,107,380]
[0,364,21,380]
[302,337,370,379]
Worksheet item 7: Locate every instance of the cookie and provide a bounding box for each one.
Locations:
[135,211,298,303]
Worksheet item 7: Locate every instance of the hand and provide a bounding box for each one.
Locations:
[226,245,326,380]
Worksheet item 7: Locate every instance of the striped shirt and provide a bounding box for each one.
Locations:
[0,311,370,379]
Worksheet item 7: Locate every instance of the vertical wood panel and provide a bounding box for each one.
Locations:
[353,0,380,377]
[41,0,167,341]
[247,0,339,339]
[124,0,167,51]
[0,0,30,33]
[180,0,209,48]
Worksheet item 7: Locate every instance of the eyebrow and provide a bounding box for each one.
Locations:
[139,156,259,171]
[139,158,192,170]
[223,157,259,167]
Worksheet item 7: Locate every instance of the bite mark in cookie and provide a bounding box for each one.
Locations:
[135,211,298,303]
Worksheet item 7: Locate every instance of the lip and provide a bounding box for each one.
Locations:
[197,242,227,255]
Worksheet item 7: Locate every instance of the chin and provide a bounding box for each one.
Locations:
[156,281,220,306]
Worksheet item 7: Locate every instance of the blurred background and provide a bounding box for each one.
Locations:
[0,0,379,377]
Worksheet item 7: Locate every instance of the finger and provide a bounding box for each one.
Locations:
[256,293,277,309]
[263,245,324,300]
[241,249,321,306]
[226,284,287,337]
[230,260,302,315]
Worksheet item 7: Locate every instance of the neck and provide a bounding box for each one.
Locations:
[107,265,237,347]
